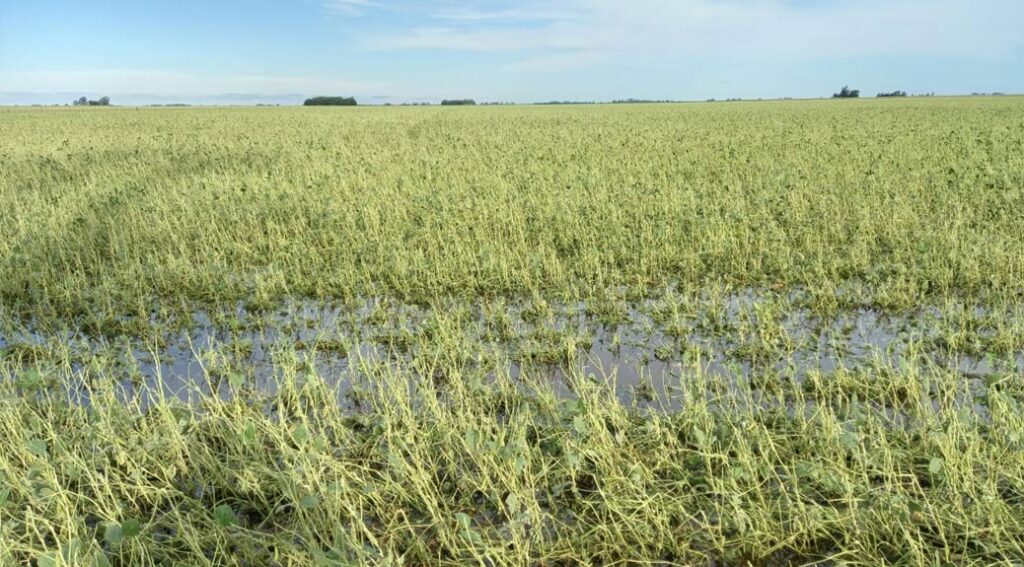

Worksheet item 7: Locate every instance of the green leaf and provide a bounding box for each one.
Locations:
[299,494,320,509]
[795,463,818,478]
[35,487,56,500]
[27,438,48,458]
[505,493,520,515]
[93,552,113,567]
[572,415,589,436]
[514,454,527,475]
[928,457,944,474]
[908,501,926,522]
[464,429,479,451]
[560,399,581,416]
[215,504,237,527]
[387,451,403,471]
[19,369,44,388]
[60,538,83,562]
[292,424,310,444]
[228,372,245,389]
[839,431,859,451]
[35,552,57,567]
[121,518,142,538]
[693,429,708,447]
[550,481,571,497]
[103,522,123,546]
[240,422,257,446]
[454,511,483,544]
[454,512,472,530]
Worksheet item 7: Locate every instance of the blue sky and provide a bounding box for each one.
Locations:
[1,0,1022,104]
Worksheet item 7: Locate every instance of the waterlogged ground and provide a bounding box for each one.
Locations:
[3,100,1024,565]
[4,289,1024,565]
[3,288,1022,412]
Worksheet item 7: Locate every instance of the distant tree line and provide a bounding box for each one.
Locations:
[611,98,679,104]
[832,86,860,98]
[73,96,111,106]
[441,99,476,106]
[539,98,685,105]
[303,96,357,106]
[833,86,936,99]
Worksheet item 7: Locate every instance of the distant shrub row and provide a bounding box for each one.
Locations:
[441,99,476,106]
[72,96,111,106]
[832,86,860,99]
[303,96,357,106]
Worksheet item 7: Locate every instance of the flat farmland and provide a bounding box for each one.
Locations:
[2,98,1024,565]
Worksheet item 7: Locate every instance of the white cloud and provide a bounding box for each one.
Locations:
[503,51,605,72]
[431,7,580,22]
[362,0,1024,70]
[323,0,383,16]
[366,25,585,51]
[322,1,576,22]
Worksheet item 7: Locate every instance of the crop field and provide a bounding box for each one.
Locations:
[2,98,1024,565]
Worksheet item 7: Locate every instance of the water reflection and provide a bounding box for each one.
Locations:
[2,293,1022,412]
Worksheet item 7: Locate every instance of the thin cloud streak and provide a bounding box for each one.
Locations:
[0,70,389,97]
[323,0,383,16]
[431,7,581,22]
[363,0,1024,68]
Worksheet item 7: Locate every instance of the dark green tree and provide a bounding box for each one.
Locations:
[832,86,860,98]
[303,96,357,106]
